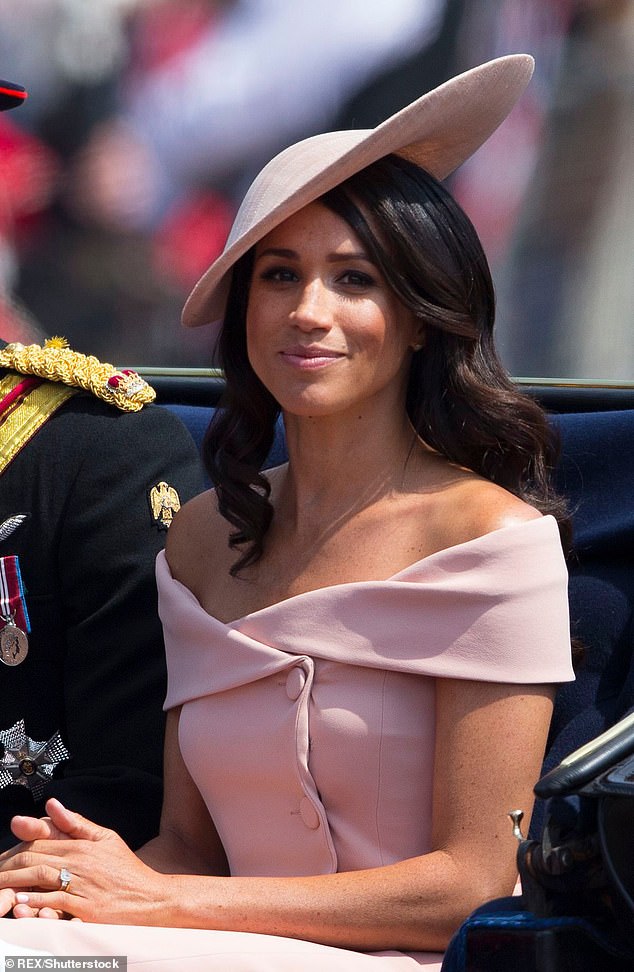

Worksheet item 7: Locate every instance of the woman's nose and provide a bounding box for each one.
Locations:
[290,278,332,330]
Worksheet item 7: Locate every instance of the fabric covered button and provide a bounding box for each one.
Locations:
[299,796,320,830]
[285,666,306,701]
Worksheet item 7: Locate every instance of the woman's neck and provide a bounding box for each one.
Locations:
[275,407,427,529]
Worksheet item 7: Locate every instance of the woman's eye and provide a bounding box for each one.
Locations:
[340,270,374,287]
[260,266,297,283]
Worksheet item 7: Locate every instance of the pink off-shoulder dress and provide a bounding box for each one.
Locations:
[0,517,574,970]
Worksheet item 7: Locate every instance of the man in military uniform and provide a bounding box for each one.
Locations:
[0,80,204,851]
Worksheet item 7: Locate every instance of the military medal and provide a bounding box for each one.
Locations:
[0,719,71,801]
[0,620,28,665]
[0,554,30,665]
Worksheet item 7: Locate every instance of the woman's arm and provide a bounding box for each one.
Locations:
[0,679,553,950]
[154,680,553,951]
[137,708,229,876]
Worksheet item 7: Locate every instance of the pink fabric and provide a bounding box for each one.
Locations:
[162,516,573,704]
[158,515,572,887]
[0,516,573,968]
[0,920,444,969]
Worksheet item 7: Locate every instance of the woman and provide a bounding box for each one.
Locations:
[0,54,574,970]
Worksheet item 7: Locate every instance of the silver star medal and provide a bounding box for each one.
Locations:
[0,719,70,801]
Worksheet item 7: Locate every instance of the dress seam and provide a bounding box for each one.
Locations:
[374,668,389,865]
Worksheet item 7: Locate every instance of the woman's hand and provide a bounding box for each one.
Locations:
[0,887,17,916]
[0,798,169,924]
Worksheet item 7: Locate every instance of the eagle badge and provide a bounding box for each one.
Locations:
[148,481,181,530]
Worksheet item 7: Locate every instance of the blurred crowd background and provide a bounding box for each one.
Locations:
[0,0,632,379]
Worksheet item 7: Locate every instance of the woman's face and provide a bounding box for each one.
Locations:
[246,201,422,420]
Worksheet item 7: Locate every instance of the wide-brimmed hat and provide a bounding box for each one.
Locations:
[183,53,534,329]
[0,79,27,112]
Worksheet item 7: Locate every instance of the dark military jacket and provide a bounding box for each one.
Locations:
[0,357,204,850]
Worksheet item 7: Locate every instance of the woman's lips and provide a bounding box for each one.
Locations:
[279,347,345,369]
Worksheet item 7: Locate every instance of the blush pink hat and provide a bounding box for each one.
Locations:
[182,53,534,329]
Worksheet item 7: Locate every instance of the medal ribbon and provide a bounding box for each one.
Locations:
[0,555,30,633]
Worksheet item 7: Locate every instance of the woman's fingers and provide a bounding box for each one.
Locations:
[12,902,40,918]
[13,899,81,920]
[0,815,58,864]
[7,801,108,853]
[0,861,69,892]
[10,813,57,843]
[44,799,110,842]
[37,906,64,919]
[0,887,16,916]
[1,818,156,926]
[1,805,114,879]
[6,799,95,849]
[13,889,82,919]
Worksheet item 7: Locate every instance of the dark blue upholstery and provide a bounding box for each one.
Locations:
[164,404,288,482]
[441,896,634,971]
[535,412,634,832]
[163,404,214,456]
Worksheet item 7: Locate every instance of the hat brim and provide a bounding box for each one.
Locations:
[182,53,534,329]
[0,80,27,112]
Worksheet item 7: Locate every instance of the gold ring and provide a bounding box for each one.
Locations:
[59,867,72,893]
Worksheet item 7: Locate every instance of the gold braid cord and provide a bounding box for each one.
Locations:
[0,338,156,412]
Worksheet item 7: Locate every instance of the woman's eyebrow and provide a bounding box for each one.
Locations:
[255,247,297,260]
[254,247,374,265]
[327,251,371,263]
[256,247,372,260]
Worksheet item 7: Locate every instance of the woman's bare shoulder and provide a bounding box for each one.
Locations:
[448,475,543,541]
[419,467,544,558]
[165,489,233,588]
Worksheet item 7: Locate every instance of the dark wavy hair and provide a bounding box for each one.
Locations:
[204,154,570,575]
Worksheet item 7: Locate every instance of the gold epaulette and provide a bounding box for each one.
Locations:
[0,338,156,412]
